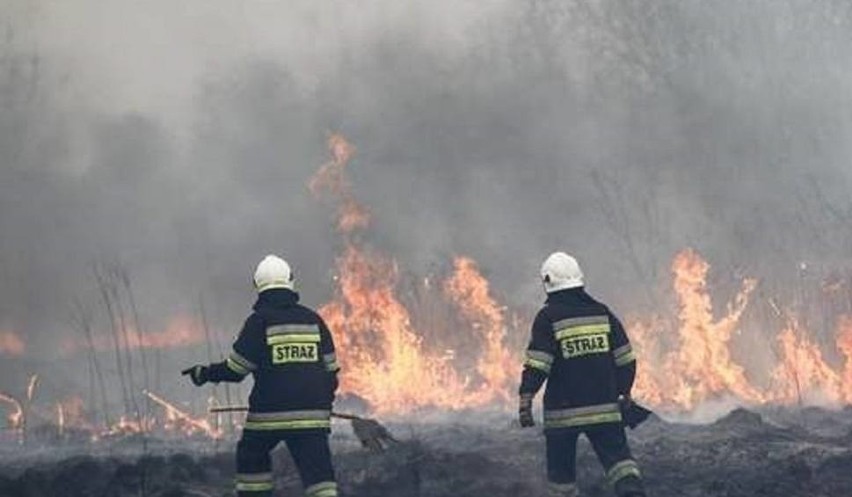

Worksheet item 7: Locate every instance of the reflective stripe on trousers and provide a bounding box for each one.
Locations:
[547,482,579,497]
[235,472,274,493]
[305,481,339,497]
[244,410,331,431]
[544,403,622,429]
[607,458,641,485]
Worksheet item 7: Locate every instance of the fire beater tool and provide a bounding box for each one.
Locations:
[209,405,397,452]
[620,398,653,429]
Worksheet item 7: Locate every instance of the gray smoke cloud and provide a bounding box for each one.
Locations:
[2,0,852,400]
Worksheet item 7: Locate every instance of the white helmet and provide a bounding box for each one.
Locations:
[253,255,294,292]
[540,252,584,293]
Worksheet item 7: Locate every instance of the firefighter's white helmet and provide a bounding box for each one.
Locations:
[540,252,584,293]
[253,255,294,292]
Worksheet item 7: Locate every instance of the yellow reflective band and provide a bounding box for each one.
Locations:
[235,481,275,492]
[244,419,332,431]
[524,358,552,374]
[612,344,631,356]
[607,459,641,485]
[306,481,338,497]
[544,411,623,428]
[555,323,610,340]
[266,324,320,335]
[615,350,636,366]
[230,351,257,371]
[323,353,340,372]
[526,350,554,364]
[553,315,609,330]
[267,333,321,345]
[226,358,250,375]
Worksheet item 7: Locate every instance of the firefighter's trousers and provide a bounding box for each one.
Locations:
[545,423,645,497]
[235,430,337,497]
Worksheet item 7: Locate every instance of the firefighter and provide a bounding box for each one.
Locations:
[183,255,340,497]
[519,252,646,497]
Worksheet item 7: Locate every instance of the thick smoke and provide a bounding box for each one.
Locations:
[2,0,852,398]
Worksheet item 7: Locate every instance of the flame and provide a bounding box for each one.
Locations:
[838,316,852,403]
[9,134,852,431]
[57,403,65,436]
[628,249,852,411]
[626,250,764,409]
[58,396,90,430]
[318,244,474,414]
[311,134,518,414]
[624,315,667,407]
[308,133,369,233]
[307,136,852,415]
[443,256,518,404]
[26,374,39,403]
[0,392,23,429]
[144,390,221,438]
[663,250,762,407]
[0,331,25,356]
[770,317,841,404]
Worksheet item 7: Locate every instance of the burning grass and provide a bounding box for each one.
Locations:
[4,133,852,447]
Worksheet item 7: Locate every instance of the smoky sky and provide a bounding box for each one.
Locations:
[3,0,852,367]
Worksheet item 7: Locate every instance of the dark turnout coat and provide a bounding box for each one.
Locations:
[207,288,340,432]
[519,287,636,431]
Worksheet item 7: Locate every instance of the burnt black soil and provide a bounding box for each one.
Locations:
[1,407,851,497]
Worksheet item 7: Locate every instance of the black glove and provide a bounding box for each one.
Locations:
[181,365,209,386]
[620,394,653,430]
[519,394,535,428]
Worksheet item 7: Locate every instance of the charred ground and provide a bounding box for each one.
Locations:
[2,406,851,497]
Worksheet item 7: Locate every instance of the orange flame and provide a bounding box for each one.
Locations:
[624,315,667,407]
[319,244,473,414]
[838,316,852,403]
[58,396,91,430]
[144,390,221,438]
[309,133,369,233]
[628,249,852,411]
[0,331,25,356]
[311,134,518,414]
[770,317,841,404]
[630,249,766,410]
[0,392,23,430]
[443,256,518,404]
[666,249,763,407]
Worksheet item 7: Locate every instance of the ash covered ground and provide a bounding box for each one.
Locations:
[2,406,852,497]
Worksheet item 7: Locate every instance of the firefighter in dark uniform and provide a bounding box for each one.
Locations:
[519,252,646,497]
[183,255,340,497]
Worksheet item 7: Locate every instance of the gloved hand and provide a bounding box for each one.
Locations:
[519,394,535,428]
[181,365,209,386]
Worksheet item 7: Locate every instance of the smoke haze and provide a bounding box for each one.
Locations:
[2,0,852,398]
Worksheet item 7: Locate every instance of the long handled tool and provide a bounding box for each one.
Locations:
[619,398,654,429]
[209,405,397,452]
